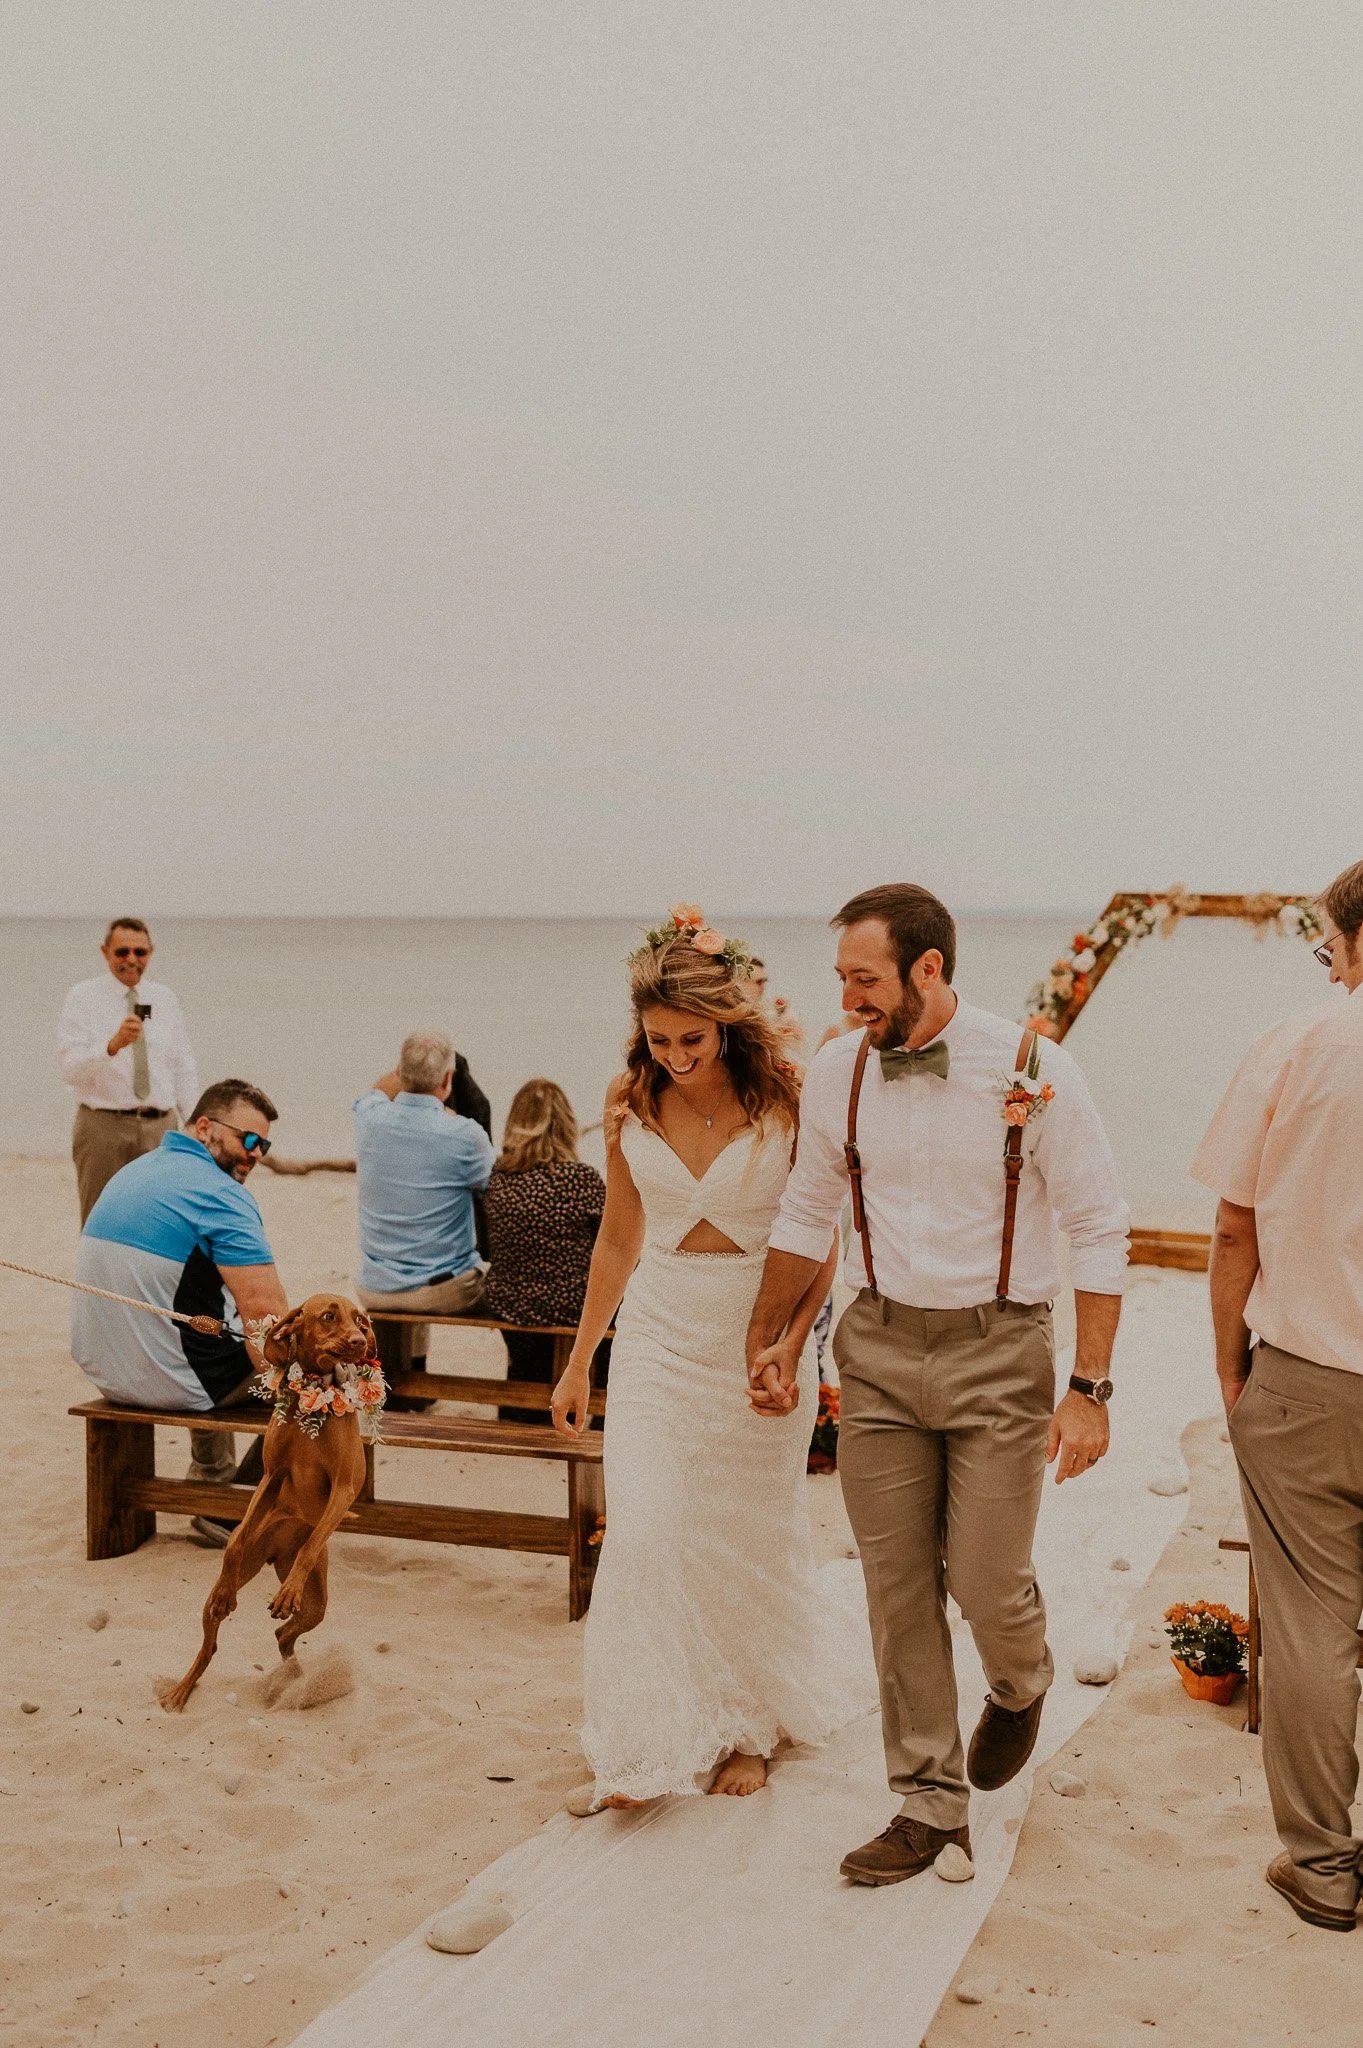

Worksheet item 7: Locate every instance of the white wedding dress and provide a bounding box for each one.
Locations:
[582,1114,869,1801]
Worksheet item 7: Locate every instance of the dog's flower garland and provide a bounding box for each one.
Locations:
[629,902,753,978]
[1024,893,1325,1036]
[251,1358,388,1440]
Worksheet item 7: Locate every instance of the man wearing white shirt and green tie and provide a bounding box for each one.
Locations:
[747,883,1129,1886]
[57,918,200,1223]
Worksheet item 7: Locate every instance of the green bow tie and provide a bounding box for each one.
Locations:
[879,1041,950,1083]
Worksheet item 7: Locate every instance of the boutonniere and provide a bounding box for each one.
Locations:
[996,1038,1056,1133]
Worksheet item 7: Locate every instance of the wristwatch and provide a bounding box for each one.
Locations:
[1069,1373,1114,1405]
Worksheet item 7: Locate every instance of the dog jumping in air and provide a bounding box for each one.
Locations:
[158,1294,385,1712]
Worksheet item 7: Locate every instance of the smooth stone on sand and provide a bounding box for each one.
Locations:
[425,1902,514,1954]
[20,1703,39,1714]
[87,1610,109,1632]
[223,1774,242,1796]
[1147,1468,1189,1497]
[1049,1768,1087,1798]
[934,1843,975,1882]
[1109,1556,1131,1572]
[0,1779,16,1796]
[955,1979,990,2004]
[564,1783,599,1818]
[1073,1649,1119,1685]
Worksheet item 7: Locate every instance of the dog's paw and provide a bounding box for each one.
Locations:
[263,1647,355,1711]
[268,1579,304,1621]
[155,1676,191,1713]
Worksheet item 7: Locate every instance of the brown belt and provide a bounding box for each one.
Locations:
[845,1026,1039,1307]
[84,1104,172,1119]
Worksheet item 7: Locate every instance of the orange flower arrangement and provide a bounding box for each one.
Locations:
[1164,1599,1249,1678]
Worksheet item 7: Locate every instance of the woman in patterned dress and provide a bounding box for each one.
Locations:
[483,1080,607,1422]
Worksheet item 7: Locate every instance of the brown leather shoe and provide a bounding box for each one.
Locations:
[1266,1853,1357,1932]
[840,1814,972,1887]
[967,1693,1045,1791]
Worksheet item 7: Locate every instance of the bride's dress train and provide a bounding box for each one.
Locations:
[582,1117,871,1802]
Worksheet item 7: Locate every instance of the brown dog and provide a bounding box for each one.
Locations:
[159,1294,377,1712]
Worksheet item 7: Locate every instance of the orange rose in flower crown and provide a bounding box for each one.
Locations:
[629,905,754,978]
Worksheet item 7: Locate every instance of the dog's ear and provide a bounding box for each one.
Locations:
[262,1304,305,1367]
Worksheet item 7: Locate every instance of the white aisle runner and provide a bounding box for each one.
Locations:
[295,1274,1216,2048]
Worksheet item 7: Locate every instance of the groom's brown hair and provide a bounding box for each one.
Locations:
[833,884,956,986]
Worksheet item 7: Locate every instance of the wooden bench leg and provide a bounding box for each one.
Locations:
[1246,1556,1261,1735]
[86,1414,156,1560]
[567,1459,605,1623]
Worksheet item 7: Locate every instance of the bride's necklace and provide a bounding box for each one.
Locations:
[674,1078,735,1131]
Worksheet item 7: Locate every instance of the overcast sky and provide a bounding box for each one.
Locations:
[3,4,1360,918]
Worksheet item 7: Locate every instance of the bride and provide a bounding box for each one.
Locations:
[552,906,864,1805]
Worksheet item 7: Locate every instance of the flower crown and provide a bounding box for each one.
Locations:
[628,903,753,978]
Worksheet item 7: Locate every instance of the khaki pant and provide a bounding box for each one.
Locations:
[187,1371,260,1486]
[357,1269,487,1374]
[834,1292,1056,1830]
[73,1104,177,1224]
[1229,1341,1363,1913]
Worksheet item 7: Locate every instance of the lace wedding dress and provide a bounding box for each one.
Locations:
[582,1115,870,1801]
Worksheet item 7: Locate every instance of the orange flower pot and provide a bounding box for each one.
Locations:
[1172,1657,1241,1705]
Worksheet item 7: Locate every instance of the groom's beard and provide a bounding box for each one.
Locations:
[856,982,923,1050]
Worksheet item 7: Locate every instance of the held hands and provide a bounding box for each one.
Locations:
[745,1337,801,1419]
[1045,1389,1109,1484]
[107,1017,143,1055]
[551,1359,593,1437]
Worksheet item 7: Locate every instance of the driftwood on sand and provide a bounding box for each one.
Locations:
[260,1156,357,1175]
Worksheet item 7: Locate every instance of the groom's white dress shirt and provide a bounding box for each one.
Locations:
[57,975,200,1119]
[770,997,1129,1308]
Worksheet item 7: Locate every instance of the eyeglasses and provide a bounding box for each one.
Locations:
[211,1117,272,1157]
[1313,934,1344,968]
[112,946,150,960]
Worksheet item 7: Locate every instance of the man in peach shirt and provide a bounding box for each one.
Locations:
[1192,858,1363,1934]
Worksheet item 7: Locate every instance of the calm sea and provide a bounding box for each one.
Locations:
[2,914,1340,1229]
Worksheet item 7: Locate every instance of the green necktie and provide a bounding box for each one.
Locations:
[879,1041,950,1083]
[127,986,150,1100]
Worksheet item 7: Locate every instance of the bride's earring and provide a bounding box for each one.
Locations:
[719,1025,728,1057]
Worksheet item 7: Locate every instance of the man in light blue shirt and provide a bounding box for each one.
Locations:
[354,1031,495,1407]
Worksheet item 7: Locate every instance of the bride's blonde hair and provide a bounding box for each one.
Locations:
[618,936,801,1136]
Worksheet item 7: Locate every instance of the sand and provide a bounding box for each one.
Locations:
[3,1153,1360,2048]
[4,1156,857,2048]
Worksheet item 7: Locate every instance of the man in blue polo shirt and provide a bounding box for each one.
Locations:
[73,1077,289,1541]
[354,1031,495,1407]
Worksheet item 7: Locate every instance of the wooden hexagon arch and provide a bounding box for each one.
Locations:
[1022,889,1323,1270]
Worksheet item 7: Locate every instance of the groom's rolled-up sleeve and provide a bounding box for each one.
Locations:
[768,1057,848,1263]
[1033,1044,1130,1295]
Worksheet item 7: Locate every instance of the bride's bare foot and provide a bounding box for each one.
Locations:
[602,1793,651,1810]
[708,1752,768,1797]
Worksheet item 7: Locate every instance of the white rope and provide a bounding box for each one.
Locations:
[0,1256,236,1338]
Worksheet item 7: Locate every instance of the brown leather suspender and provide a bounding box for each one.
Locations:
[844,1024,1040,1311]
[996,1027,1039,1308]
[845,1032,878,1299]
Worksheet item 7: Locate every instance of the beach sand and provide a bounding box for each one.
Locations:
[4,1154,1360,2048]
[0,1156,858,2048]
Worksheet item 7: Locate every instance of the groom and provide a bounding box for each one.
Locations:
[746,884,1129,1884]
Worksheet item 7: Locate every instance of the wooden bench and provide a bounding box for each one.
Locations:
[1218,1509,1363,1737]
[72,1312,610,1619]
[366,1310,607,1420]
